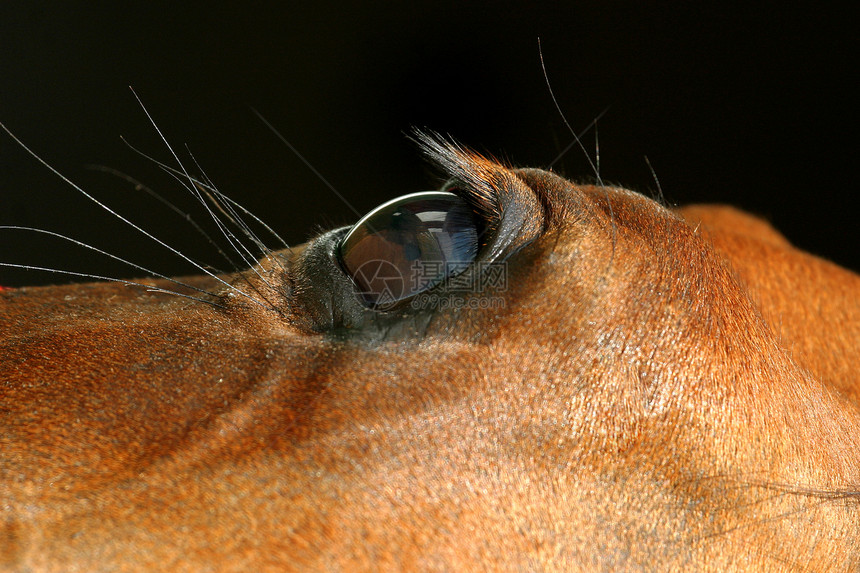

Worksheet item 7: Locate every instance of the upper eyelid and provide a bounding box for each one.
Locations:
[439,170,546,264]
[438,180,497,246]
[411,132,546,260]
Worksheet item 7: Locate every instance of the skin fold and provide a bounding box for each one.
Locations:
[1,142,858,571]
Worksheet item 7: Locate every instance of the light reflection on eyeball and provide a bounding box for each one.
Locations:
[338,191,478,309]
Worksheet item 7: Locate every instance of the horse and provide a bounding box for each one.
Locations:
[2,133,859,570]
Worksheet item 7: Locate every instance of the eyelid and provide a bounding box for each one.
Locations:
[413,132,546,262]
[441,174,545,264]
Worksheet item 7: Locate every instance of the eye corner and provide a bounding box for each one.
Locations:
[440,167,546,264]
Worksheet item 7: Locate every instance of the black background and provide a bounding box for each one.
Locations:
[1,2,857,286]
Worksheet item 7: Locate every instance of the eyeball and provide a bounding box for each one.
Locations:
[338,191,478,309]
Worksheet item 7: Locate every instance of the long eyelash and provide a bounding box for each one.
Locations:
[409,129,507,242]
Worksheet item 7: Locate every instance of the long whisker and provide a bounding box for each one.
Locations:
[111,137,286,314]
[119,135,269,271]
[644,156,668,206]
[126,90,268,277]
[85,164,234,271]
[116,133,290,255]
[538,38,617,268]
[0,225,221,297]
[142,141,291,254]
[118,136,281,305]
[184,179,288,308]
[547,105,611,169]
[0,119,269,310]
[218,192,289,248]
[153,166,285,311]
[214,191,291,251]
[538,41,607,186]
[123,94,291,317]
[155,149,290,253]
[157,161,268,276]
[0,262,225,308]
[184,144,287,274]
[120,121,291,313]
[251,107,364,220]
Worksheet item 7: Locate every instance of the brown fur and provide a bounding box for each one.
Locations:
[2,144,859,570]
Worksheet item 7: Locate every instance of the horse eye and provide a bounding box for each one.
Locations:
[338,191,478,309]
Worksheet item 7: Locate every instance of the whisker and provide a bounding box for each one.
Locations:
[85,164,235,271]
[0,262,226,308]
[114,134,285,312]
[215,192,291,251]
[127,90,266,271]
[251,107,364,220]
[162,154,290,253]
[149,143,290,253]
[539,44,605,183]
[0,119,270,310]
[159,163,267,276]
[116,138,283,318]
[119,131,290,255]
[538,38,617,268]
[150,163,284,311]
[184,144,287,274]
[546,105,611,170]
[185,181,288,308]
[644,156,668,207]
[0,226,220,297]
[119,135,278,287]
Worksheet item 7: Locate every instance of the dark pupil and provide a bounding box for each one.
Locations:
[338,192,478,308]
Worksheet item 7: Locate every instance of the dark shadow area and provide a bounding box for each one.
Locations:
[2,2,856,286]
